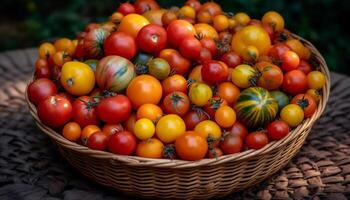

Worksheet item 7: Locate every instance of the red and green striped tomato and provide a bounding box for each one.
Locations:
[95,56,135,92]
[235,87,278,128]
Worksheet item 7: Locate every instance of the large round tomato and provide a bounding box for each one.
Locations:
[163,92,190,116]
[95,56,135,92]
[148,58,171,80]
[28,78,57,105]
[267,120,289,140]
[156,114,186,143]
[194,120,222,141]
[194,23,218,40]
[280,104,304,127]
[189,82,213,106]
[118,13,150,38]
[108,131,137,155]
[60,61,95,96]
[136,138,164,159]
[201,60,229,84]
[255,61,283,90]
[220,135,243,155]
[166,20,196,47]
[220,51,241,68]
[246,131,269,149]
[291,94,317,118]
[142,9,165,26]
[282,70,307,95]
[97,95,132,124]
[217,82,240,105]
[159,49,191,75]
[134,0,160,14]
[136,24,167,54]
[179,36,202,59]
[231,64,256,88]
[84,28,109,59]
[183,110,208,130]
[162,74,187,95]
[136,103,163,121]
[126,74,162,108]
[37,95,72,127]
[72,96,100,127]
[175,131,208,161]
[104,32,137,59]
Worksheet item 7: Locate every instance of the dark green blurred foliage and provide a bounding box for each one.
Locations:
[0,0,349,74]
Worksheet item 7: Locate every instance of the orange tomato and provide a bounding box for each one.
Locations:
[199,2,222,16]
[217,82,240,105]
[262,11,284,32]
[234,12,251,25]
[38,42,56,59]
[158,49,191,75]
[188,65,203,82]
[194,23,218,39]
[197,11,212,24]
[161,11,178,27]
[126,75,162,108]
[54,38,75,56]
[109,12,124,23]
[162,74,188,95]
[136,138,164,159]
[214,106,236,128]
[136,103,163,121]
[118,13,150,38]
[179,6,196,19]
[175,131,208,161]
[81,125,101,145]
[52,51,72,67]
[124,114,137,133]
[285,39,310,60]
[62,122,81,142]
[213,14,229,32]
[143,9,166,26]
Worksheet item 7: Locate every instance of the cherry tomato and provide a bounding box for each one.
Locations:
[267,120,289,140]
[201,60,229,84]
[179,5,196,19]
[108,131,137,155]
[197,11,212,24]
[203,96,227,119]
[134,118,155,140]
[291,94,317,118]
[118,2,135,15]
[148,58,171,80]
[194,120,222,141]
[229,121,248,140]
[199,2,222,16]
[163,92,190,117]
[188,65,203,82]
[217,82,240,105]
[52,51,72,67]
[183,110,209,130]
[158,49,191,75]
[136,103,163,121]
[166,20,196,48]
[102,124,124,136]
[207,147,223,158]
[156,114,186,143]
[81,125,101,145]
[54,38,75,56]
[220,135,243,155]
[281,50,300,71]
[97,95,132,124]
[234,12,250,25]
[104,32,137,59]
[136,24,167,54]
[246,131,269,150]
[262,11,285,32]
[118,13,150,38]
[38,42,56,59]
[162,74,187,96]
[162,11,178,27]
[220,51,241,68]
[282,70,307,95]
[37,95,72,127]
[215,105,236,128]
[307,71,326,89]
[255,61,283,90]
[72,96,100,128]
[87,131,109,151]
[297,59,312,75]
[62,122,81,142]
[198,48,212,64]
[189,82,213,106]
[35,58,51,78]
[231,64,256,88]
[175,131,208,161]
[200,38,217,57]
[307,89,321,103]
[185,0,202,12]
[179,36,202,59]
[280,104,304,127]
[268,43,290,61]
[213,14,229,32]
[285,38,309,60]
[124,114,137,133]
[194,23,218,40]
[134,0,160,14]
[136,138,164,159]
[28,78,57,105]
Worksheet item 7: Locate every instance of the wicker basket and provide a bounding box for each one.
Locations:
[26,34,330,200]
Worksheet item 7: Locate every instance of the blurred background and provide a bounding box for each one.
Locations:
[0,0,349,74]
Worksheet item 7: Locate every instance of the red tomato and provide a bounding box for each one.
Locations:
[97,95,132,124]
[136,24,167,54]
[297,59,312,75]
[118,2,135,15]
[183,110,209,130]
[207,147,223,158]
[198,48,212,64]
[104,32,137,59]
[228,121,248,140]
[291,94,317,118]
[28,78,57,105]
[166,20,196,48]
[162,74,188,95]
[179,36,202,59]
[255,61,283,90]
[268,43,290,61]
[200,38,217,57]
[134,0,160,14]
[246,131,269,150]
[35,58,51,78]
[57,92,74,104]
[162,92,190,116]
[185,0,202,12]
[87,131,109,150]
[220,135,243,154]
[37,95,72,127]
[108,131,137,155]
[267,120,289,140]
[102,124,124,136]
[201,60,228,84]
[283,70,308,95]
[220,51,241,68]
[72,96,100,128]
[159,49,191,75]
[175,131,208,161]
[281,50,300,71]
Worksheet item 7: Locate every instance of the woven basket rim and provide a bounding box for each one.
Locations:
[26,34,331,169]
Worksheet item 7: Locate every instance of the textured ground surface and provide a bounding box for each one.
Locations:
[0,49,350,200]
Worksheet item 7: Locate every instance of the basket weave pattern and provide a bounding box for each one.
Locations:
[26,35,330,199]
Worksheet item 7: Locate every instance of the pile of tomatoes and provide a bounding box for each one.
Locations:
[28,0,327,161]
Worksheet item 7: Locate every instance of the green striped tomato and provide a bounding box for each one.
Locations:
[95,56,135,92]
[235,87,278,128]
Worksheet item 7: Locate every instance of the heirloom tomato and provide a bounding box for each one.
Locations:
[136,138,164,159]
[143,9,165,26]
[229,121,248,140]
[162,74,187,95]
[280,104,304,127]
[262,11,285,32]
[188,65,203,82]
[201,60,229,84]
[84,28,109,59]
[136,103,163,121]
[231,64,256,89]
[189,82,213,106]
[199,1,222,16]
[108,131,137,155]
[37,95,72,127]
[28,78,57,105]
[267,120,289,140]
[163,92,190,117]
[194,23,218,40]
[270,90,290,112]
[246,131,269,149]
[255,61,283,90]
[102,124,123,136]
[183,110,209,130]
[136,24,167,54]
[307,71,326,89]
[194,120,222,141]
[179,36,202,59]
[220,51,241,68]
[167,20,196,47]
[81,125,101,145]
[156,114,186,143]
[97,95,132,124]
[175,131,208,161]
[159,49,191,75]
[62,122,81,142]
[148,58,171,80]
[268,43,290,61]
[220,135,243,155]
[38,42,56,59]
[72,96,100,128]
[215,105,236,128]
[118,2,135,15]
[134,118,155,140]
[104,32,137,59]
[217,82,240,105]
[118,14,150,38]
[282,70,307,95]
[213,14,229,32]
[291,94,317,118]
[87,131,109,151]
[134,0,160,14]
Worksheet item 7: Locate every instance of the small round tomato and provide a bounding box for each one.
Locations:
[159,49,191,75]
[134,0,160,14]
[201,60,229,84]
[175,131,208,161]
[203,96,227,119]
[188,65,203,82]
[283,70,307,95]
[183,110,209,130]
[213,14,229,32]
[162,74,187,96]
[37,95,72,127]
[81,125,101,145]
[163,92,190,117]
[143,9,166,26]
[134,118,156,140]
[72,96,100,127]
[179,5,196,19]
[200,38,216,57]
[127,75,163,108]
[60,61,95,96]
[35,58,50,78]
[136,103,163,121]
[38,42,56,59]
[207,147,223,158]
[104,32,137,59]
[162,11,177,27]
[189,82,213,106]
[110,12,124,24]
[52,51,72,67]
[185,0,202,12]
[267,120,289,140]
[281,50,300,71]
[285,39,309,60]
[215,105,236,128]
[246,131,269,150]
[255,61,283,90]
[197,11,212,24]
[199,1,222,16]
[167,20,196,48]
[136,24,167,54]
[124,114,136,133]
[136,138,164,159]
[28,78,57,105]
[307,89,321,103]
[54,38,75,56]
[108,131,137,155]
[280,104,304,127]
[262,11,285,32]
[118,13,150,38]
[220,135,243,155]
[231,64,256,88]
[220,51,241,68]
[102,124,124,136]
[148,58,171,80]
[217,82,240,105]
[194,23,218,40]
[291,94,317,118]
[307,71,326,89]
[270,90,290,112]
[179,36,202,59]
[87,131,109,151]
[234,12,250,25]
[118,2,135,15]
[268,43,290,61]
[156,114,186,143]
[62,122,81,142]
[297,59,312,75]
[97,95,132,124]
[194,120,222,141]
[229,121,248,140]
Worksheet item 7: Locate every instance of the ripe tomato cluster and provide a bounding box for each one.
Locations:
[28,0,326,161]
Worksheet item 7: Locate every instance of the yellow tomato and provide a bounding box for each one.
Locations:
[306,89,321,103]
[60,61,95,96]
[189,82,213,106]
[214,106,236,128]
[194,23,219,40]
[156,114,186,143]
[232,25,271,57]
[188,65,203,82]
[231,64,256,88]
[143,9,166,26]
[118,14,150,38]
[262,11,285,32]
[234,12,251,25]
[280,104,304,127]
[213,14,229,32]
[38,42,56,59]
[307,71,326,89]
[110,12,124,24]
[136,138,164,159]
[134,118,155,140]
[285,39,309,60]
[179,6,196,19]
[194,120,222,140]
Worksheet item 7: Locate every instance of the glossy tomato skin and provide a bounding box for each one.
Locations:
[166,20,196,48]
[267,120,289,140]
[291,94,317,118]
[281,50,300,71]
[185,0,202,12]
[28,78,57,105]
[220,135,243,154]
[87,131,109,151]
[217,82,240,105]
[118,2,135,15]
[35,59,51,78]
[283,70,307,95]
[97,95,132,124]
[136,24,167,54]
[136,138,164,159]
[220,51,241,68]
[159,49,191,75]
[255,61,283,90]
[246,131,269,150]
[200,38,217,57]
[229,121,248,140]
[198,48,212,64]
[104,32,137,59]
[175,131,208,161]
[183,110,209,130]
[156,114,186,143]
[179,36,202,59]
[268,43,290,61]
[134,0,160,14]
[201,60,229,84]
[72,96,100,128]
[162,74,188,95]
[203,96,227,119]
[102,124,124,136]
[37,95,72,127]
[108,131,137,155]
[118,14,150,38]
[163,92,190,116]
